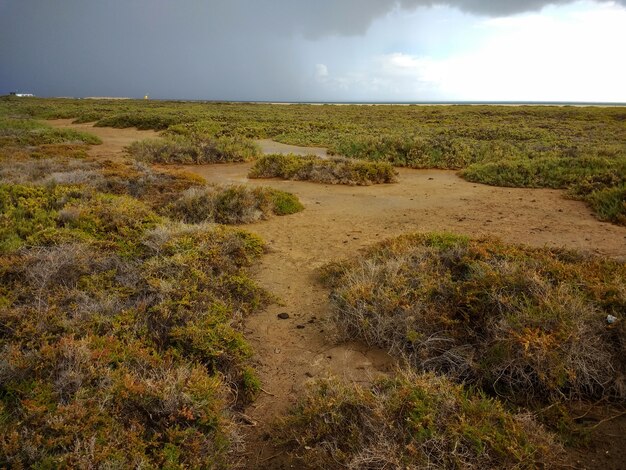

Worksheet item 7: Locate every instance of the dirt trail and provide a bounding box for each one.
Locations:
[48,120,626,469]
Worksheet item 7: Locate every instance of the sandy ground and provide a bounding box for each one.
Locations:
[48,119,626,469]
[256,139,327,158]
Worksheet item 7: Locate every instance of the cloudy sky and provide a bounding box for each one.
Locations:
[1,1,625,102]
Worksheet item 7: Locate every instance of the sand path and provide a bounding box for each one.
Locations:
[48,120,626,469]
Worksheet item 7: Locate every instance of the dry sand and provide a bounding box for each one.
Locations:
[48,119,626,469]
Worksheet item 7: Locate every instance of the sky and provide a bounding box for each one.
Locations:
[1,0,625,102]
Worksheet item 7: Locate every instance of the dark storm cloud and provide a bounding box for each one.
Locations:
[0,0,623,99]
[262,0,626,37]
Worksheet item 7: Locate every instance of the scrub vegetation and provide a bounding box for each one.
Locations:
[2,96,625,468]
[0,109,304,468]
[320,233,626,404]
[165,184,304,224]
[3,96,624,223]
[249,153,398,185]
[273,233,625,468]
[277,372,562,469]
[127,135,260,164]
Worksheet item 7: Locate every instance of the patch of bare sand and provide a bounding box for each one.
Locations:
[48,119,159,160]
[47,119,626,469]
[256,139,327,158]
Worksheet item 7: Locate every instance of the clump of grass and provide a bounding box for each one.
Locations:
[0,117,101,146]
[277,370,562,469]
[585,184,626,225]
[249,153,398,185]
[0,184,162,255]
[322,233,626,403]
[127,135,260,164]
[331,133,492,169]
[95,112,196,130]
[460,156,626,190]
[165,184,303,224]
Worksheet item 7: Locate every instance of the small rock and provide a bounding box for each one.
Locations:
[277,313,290,320]
[296,324,305,329]
[607,314,618,324]
[428,177,434,180]
[305,372,314,378]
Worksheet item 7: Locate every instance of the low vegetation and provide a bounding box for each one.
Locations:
[0,109,294,468]
[127,135,260,164]
[5,96,625,223]
[0,117,102,147]
[322,233,626,403]
[0,218,268,467]
[249,153,398,185]
[166,184,304,224]
[277,371,562,469]
[2,96,626,466]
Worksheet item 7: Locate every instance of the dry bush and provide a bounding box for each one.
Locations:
[127,135,260,164]
[323,233,626,403]
[249,153,398,185]
[0,157,100,185]
[277,370,563,469]
[165,184,303,224]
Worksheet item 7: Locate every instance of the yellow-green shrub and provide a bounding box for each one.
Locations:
[277,371,562,469]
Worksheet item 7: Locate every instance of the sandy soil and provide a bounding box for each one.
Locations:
[256,139,327,158]
[47,119,626,469]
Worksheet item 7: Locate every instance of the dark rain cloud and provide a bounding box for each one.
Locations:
[264,0,626,37]
[0,0,624,99]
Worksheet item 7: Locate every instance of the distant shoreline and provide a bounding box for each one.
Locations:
[25,96,626,107]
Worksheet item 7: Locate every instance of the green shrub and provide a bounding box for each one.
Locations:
[0,184,161,255]
[0,222,270,468]
[127,135,260,164]
[332,133,494,169]
[586,184,626,224]
[322,233,626,403]
[249,153,398,185]
[277,371,562,469]
[0,117,101,146]
[165,185,303,224]
[461,156,626,189]
[95,112,195,130]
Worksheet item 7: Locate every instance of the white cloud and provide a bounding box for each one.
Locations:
[313,2,626,101]
[315,63,329,81]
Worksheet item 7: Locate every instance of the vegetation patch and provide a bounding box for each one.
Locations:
[0,117,101,146]
[322,233,626,403]
[277,371,562,469]
[5,97,625,223]
[166,184,303,224]
[0,221,269,467]
[127,135,260,164]
[0,108,274,468]
[249,153,398,185]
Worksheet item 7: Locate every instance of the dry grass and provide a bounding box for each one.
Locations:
[127,135,260,164]
[322,233,626,403]
[277,370,563,469]
[249,153,398,185]
[165,184,303,224]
